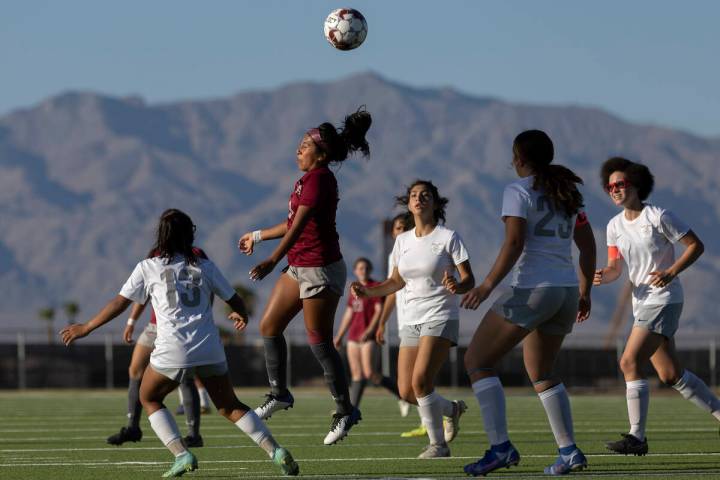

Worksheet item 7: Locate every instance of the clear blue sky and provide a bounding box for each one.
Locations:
[2,0,718,136]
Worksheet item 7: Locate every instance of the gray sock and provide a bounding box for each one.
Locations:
[263,336,288,396]
[310,342,352,415]
[350,380,367,407]
[127,378,142,429]
[180,378,200,437]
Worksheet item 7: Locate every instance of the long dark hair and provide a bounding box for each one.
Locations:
[513,130,584,217]
[151,209,198,265]
[391,212,415,231]
[600,156,654,200]
[316,107,372,163]
[395,180,449,224]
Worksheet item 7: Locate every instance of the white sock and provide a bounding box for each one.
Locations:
[673,370,720,421]
[198,387,211,409]
[177,388,185,404]
[472,376,509,446]
[416,391,446,446]
[626,379,649,440]
[235,411,278,458]
[538,383,575,448]
[148,408,187,456]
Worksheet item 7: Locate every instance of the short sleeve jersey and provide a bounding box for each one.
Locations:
[147,248,208,326]
[606,204,688,308]
[502,176,581,288]
[390,225,469,325]
[119,255,236,369]
[347,280,383,341]
[286,166,343,267]
[388,253,406,330]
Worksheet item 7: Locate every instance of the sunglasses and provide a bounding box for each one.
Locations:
[604,179,631,193]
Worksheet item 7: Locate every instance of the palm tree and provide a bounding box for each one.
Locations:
[63,301,80,325]
[38,307,55,344]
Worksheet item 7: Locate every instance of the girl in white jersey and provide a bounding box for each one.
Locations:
[60,209,298,477]
[594,157,718,456]
[352,180,475,459]
[462,130,596,477]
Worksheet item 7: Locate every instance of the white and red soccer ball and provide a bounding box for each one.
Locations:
[323,8,367,51]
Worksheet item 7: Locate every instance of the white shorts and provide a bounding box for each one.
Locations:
[633,302,682,338]
[400,318,459,347]
[284,259,347,299]
[136,323,157,348]
[151,361,228,384]
[491,286,579,336]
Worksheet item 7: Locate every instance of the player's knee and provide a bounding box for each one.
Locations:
[399,384,415,403]
[411,374,432,397]
[128,367,143,380]
[306,328,330,345]
[619,355,639,376]
[464,349,487,373]
[657,368,681,386]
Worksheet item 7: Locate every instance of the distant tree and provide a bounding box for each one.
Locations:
[63,301,80,325]
[38,307,55,344]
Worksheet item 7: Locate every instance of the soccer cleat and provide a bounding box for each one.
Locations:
[444,400,467,443]
[398,399,411,417]
[254,392,295,420]
[463,442,521,477]
[544,447,588,475]
[272,446,300,476]
[183,434,204,448]
[401,424,427,438]
[605,433,648,456]
[162,451,198,478]
[323,407,362,445]
[418,443,451,459]
[106,426,142,445]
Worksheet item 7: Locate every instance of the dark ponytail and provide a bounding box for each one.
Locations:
[151,209,198,266]
[513,130,584,217]
[317,107,372,162]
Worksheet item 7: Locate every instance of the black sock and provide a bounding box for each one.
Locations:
[263,336,288,396]
[376,376,400,398]
[350,380,367,407]
[310,342,352,415]
[180,377,200,437]
[127,378,142,429]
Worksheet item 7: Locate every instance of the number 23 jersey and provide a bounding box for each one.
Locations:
[502,176,584,288]
[120,255,236,368]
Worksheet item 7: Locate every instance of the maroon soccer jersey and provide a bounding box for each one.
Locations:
[347,281,383,342]
[286,166,343,267]
[148,247,208,325]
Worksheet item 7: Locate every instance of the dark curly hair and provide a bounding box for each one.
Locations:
[353,257,373,272]
[151,209,198,265]
[396,180,449,224]
[600,157,655,201]
[315,107,372,163]
[513,130,584,217]
[391,212,414,231]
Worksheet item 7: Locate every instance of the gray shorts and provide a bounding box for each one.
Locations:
[633,302,682,338]
[491,286,580,336]
[284,259,347,299]
[151,361,228,384]
[136,323,157,348]
[400,318,459,347]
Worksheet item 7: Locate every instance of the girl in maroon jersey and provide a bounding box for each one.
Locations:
[334,257,403,409]
[238,108,371,445]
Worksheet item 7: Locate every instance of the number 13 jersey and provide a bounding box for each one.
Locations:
[120,255,237,368]
[502,176,585,288]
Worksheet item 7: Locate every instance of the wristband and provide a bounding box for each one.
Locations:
[127,317,136,326]
[252,230,263,244]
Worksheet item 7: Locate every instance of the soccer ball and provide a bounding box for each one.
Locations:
[323,8,367,51]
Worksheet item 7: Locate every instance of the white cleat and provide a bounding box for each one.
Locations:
[254,392,294,420]
[444,399,467,443]
[323,408,361,445]
[418,443,451,459]
[398,399,411,417]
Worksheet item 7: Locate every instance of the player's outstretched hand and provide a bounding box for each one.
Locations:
[228,312,248,331]
[60,323,90,346]
[238,232,254,255]
[593,269,604,286]
[577,294,591,322]
[249,259,276,281]
[350,281,367,298]
[442,270,458,294]
[460,284,491,310]
[123,324,135,344]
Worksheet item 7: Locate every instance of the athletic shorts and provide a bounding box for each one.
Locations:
[151,361,228,384]
[400,318,459,347]
[284,259,347,299]
[136,323,157,348]
[491,286,579,336]
[633,302,682,338]
[346,339,373,348]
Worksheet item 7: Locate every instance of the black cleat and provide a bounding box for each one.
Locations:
[183,434,204,448]
[606,433,648,456]
[106,426,142,445]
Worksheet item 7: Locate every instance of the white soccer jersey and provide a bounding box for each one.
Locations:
[387,252,406,330]
[119,255,237,369]
[502,176,580,288]
[606,204,688,309]
[390,225,469,325]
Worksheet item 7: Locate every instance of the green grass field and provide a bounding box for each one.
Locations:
[1,388,719,479]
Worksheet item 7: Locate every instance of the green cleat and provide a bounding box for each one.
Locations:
[272,447,299,476]
[162,451,198,478]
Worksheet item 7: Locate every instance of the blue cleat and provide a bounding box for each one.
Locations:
[544,446,588,475]
[162,451,197,478]
[464,441,520,476]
